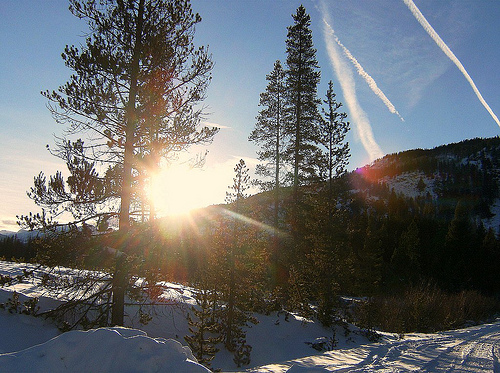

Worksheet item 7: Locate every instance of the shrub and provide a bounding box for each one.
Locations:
[354,284,500,334]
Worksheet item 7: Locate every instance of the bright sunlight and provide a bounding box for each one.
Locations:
[149,163,224,216]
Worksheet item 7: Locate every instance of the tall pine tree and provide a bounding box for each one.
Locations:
[250,60,287,195]
[284,5,322,196]
[249,60,288,280]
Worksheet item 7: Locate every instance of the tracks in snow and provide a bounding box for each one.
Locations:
[249,321,500,372]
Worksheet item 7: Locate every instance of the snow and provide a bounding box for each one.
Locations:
[1,260,500,372]
[0,327,208,372]
[249,322,500,372]
[381,171,438,200]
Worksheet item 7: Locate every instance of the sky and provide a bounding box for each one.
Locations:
[1,0,500,231]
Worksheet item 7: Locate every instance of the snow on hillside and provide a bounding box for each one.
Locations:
[1,260,500,372]
[483,198,500,234]
[381,171,438,199]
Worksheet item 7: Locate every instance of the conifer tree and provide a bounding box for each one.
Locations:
[444,200,474,289]
[249,60,287,225]
[249,60,288,279]
[18,0,217,326]
[206,159,258,366]
[223,159,250,351]
[250,60,287,190]
[319,80,350,206]
[284,5,322,195]
[185,287,221,368]
[391,219,420,283]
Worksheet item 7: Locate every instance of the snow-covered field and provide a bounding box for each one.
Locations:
[0,260,499,372]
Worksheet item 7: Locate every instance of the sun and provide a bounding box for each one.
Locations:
[149,164,219,217]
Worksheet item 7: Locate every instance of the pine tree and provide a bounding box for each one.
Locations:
[225,159,251,209]
[249,60,288,282]
[185,287,221,368]
[204,159,258,366]
[354,215,384,295]
[223,159,250,351]
[284,5,322,195]
[319,80,350,206]
[18,0,217,326]
[250,60,288,195]
[391,219,420,283]
[443,200,474,289]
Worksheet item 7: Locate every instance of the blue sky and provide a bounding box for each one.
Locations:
[1,0,499,230]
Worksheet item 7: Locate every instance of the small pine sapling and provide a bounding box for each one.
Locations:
[185,288,221,367]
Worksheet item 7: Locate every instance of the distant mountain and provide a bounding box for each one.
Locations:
[0,229,42,242]
[350,136,500,231]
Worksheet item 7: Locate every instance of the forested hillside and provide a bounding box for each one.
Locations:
[342,136,500,294]
[4,137,500,298]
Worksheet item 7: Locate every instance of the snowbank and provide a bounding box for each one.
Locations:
[0,327,209,373]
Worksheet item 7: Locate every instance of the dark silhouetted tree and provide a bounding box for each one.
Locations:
[18,0,217,326]
[443,200,474,289]
[185,287,221,368]
[250,60,288,195]
[249,60,288,282]
[319,80,350,220]
[284,5,322,196]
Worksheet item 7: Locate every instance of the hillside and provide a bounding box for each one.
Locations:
[229,137,500,297]
[351,136,500,230]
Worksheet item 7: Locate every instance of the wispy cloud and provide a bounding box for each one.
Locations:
[202,121,231,129]
[319,2,384,162]
[403,0,500,128]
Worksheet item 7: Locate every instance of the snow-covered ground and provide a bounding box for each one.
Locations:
[1,260,500,372]
[250,322,500,372]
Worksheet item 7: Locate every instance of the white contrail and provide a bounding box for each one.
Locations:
[320,11,384,162]
[403,0,500,128]
[318,0,404,122]
[326,22,404,122]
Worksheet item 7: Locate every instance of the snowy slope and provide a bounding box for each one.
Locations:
[1,260,500,372]
[2,303,500,373]
[0,261,370,371]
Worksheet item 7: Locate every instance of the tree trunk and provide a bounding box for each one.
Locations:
[111,0,144,326]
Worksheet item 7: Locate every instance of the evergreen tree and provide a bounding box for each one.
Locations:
[319,81,350,200]
[207,159,258,366]
[185,287,221,368]
[250,60,288,195]
[391,219,420,284]
[284,5,322,195]
[354,215,384,295]
[303,200,348,326]
[443,200,474,289]
[318,80,350,239]
[18,0,217,326]
[249,60,288,282]
[223,159,250,351]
